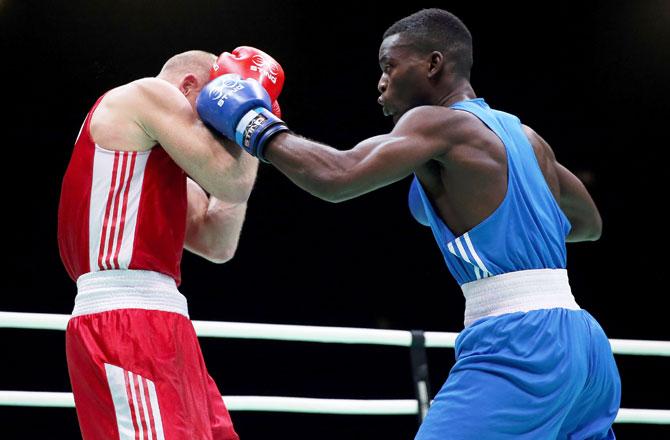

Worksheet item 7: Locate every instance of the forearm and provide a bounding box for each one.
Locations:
[558,165,602,242]
[137,78,258,204]
[184,179,250,263]
[264,133,353,201]
[265,132,408,202]
[195,136,260,204]
[196,69,425,202]
[186,197,248,263]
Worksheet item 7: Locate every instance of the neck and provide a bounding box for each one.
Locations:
[434,79,476,108]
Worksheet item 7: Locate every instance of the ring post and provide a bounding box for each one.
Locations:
[410,330,431,426]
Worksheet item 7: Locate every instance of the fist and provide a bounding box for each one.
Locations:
[196,73,288,162]
[211,46,284,117]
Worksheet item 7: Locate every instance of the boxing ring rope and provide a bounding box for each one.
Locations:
[2,311,670,425]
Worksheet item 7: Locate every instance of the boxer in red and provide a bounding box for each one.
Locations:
[57,50,273,439]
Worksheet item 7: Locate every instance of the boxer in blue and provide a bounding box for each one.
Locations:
[197,8,621,439]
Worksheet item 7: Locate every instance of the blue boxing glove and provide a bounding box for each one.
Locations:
[196,73,289,162]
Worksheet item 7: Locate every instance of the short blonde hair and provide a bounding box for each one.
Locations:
[158,50,216,83]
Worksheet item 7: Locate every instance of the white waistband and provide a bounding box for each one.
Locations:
[461,269,580,327]
[72,270,188,318]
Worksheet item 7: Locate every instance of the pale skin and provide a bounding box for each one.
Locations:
[264,33,601,242]
[90,52,258,263]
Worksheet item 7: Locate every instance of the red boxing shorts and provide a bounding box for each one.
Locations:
[65,270,239,440]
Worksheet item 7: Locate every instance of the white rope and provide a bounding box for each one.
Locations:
[1,311,669,356]
[1,311,669,424]
[193,319,412,346]
[0,392,668,424]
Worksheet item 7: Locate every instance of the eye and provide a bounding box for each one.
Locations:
[383,64,393,74]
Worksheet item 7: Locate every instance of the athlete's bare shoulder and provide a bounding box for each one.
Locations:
[521,124,561,199]
[522,125,557,162]
[90,77,181,152]
[406,105,497,141]
[101,78,187,117]
[393,105,480,153]
[398,105,505,168]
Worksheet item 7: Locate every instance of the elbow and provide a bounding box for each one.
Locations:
[589,212,603,241]
[315,190,348,203]
[593,222,603,241]
[588,222,603,242]
[238,173,257,202]
[579,229,601,242]
[567,216,602,242]
[204,247,237,264]
[194,239,239,264]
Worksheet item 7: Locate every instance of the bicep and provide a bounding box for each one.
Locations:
[556,162,602,241]
[266,107,449,202]
[331,117,447,201]
[522,124,601,240]
[555,162,598,219]
[341,134,439,193]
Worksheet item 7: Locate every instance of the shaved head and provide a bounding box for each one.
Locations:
[384,9,473,79]
[158,50,216,83]
[157,50,217,108]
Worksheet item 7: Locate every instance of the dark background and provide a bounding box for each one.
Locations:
[1,0,669,438]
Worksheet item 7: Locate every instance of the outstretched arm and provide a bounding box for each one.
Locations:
[264,106,452,202]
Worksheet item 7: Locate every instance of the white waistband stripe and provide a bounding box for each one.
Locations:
[73,270,188,318]
[461,269,580,327]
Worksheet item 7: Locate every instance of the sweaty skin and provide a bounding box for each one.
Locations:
[263,33,601,242]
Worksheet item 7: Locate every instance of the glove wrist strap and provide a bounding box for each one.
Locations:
[235,107,289,163]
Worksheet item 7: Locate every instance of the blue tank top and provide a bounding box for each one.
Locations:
[408,98,571,285]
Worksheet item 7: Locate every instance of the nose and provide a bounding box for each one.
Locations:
[377,75,387,94]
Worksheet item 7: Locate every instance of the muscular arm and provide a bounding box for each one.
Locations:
[264,106,452,202]
[523,126,602,242]
[135,78,259,203]
[556,162,602,242]
[184,178,248,263]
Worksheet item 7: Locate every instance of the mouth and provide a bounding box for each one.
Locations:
[378,96,393,117]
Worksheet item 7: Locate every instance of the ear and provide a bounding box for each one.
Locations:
[427,51,444,79]
[180,73,199,97]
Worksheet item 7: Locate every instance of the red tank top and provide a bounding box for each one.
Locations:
[58,95,187,285]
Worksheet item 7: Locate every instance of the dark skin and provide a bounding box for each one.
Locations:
[264,33,602,242]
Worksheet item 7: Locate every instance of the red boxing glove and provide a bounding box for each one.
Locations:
[210,46,284,117]
[271,100,282,119]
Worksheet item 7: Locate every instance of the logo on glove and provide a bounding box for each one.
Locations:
[243,113,268,147]
[208,74,245,107]
[250,55,280,84]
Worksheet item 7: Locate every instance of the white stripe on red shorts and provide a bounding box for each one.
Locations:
[105,363,165,440]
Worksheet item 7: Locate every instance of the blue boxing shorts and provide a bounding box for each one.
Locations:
[415,308,621,440]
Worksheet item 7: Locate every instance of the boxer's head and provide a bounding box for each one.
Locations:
[158,50,217,109]
[377,9,472,124]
